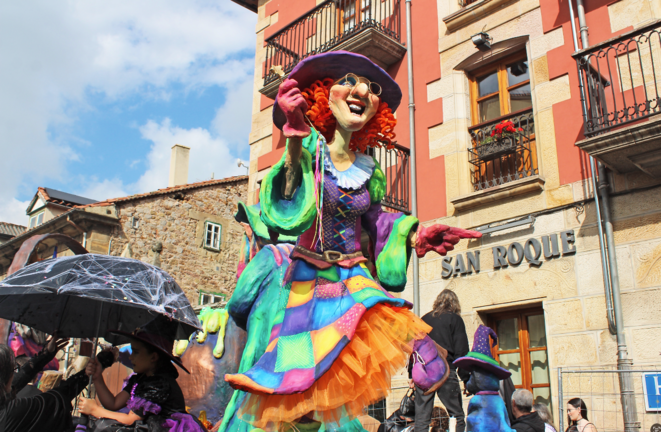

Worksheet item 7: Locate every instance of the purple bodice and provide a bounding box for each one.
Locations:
[317,175,371,253]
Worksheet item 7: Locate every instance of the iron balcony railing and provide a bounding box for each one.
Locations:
[263,0,401,87]
[468,108,537,191]
[573,20,661,137]
[367,143,410,213]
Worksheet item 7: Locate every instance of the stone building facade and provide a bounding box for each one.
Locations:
[0,176,249,306]
[233,0,661,425]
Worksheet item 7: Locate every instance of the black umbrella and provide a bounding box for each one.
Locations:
[0,254,201,344]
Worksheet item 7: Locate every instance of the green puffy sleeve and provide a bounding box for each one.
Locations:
[259,131,319,237]
[362,160,419,291]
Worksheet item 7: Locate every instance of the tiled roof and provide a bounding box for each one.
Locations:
[42,188,97,206]
[82,175,249,208]
[0,222,26,238]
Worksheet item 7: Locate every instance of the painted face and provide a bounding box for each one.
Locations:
[567,404,582,421]
[129,340,159,375]
[329,74,380,132]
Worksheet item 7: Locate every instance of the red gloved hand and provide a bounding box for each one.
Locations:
[415,224,482,258]
[278,79,311,138]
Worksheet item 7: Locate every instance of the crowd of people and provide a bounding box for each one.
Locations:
[0,321,206,432]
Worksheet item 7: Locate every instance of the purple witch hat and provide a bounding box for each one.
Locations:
[273,51,402,131]
[453,325,511,380]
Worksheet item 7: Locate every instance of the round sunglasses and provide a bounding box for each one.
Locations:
[334,73,382,96]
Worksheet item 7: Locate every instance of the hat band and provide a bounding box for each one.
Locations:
[467,351,501,368]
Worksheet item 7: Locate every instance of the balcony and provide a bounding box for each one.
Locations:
[260,0,405,99]
[449,109,541,211]
[367,143,410,213]
[574,20,661,177]
[468,108,538,191]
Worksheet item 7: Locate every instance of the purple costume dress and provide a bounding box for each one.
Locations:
[225,130,431,428]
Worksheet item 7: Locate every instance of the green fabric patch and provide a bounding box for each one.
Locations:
[367,160,386,204]
[466,351,501,367]
[316,266,340,282]
[376,215,419,292]
[259,142,317,237]
[234,202,297,243]
[351,287,387,304]
[275,332,315,372]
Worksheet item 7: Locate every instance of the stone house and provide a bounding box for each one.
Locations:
[0,159,248,306]
[234,0,661,425]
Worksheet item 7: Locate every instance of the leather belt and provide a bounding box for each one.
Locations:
[293,245,363,264]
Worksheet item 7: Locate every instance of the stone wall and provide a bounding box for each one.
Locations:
[397,183,661,421]
[108,180,248,305]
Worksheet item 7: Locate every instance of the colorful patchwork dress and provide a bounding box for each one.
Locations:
[224,130,431,429]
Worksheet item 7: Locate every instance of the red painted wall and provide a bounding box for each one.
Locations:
[539,0,632,185]
[256,0,449,222]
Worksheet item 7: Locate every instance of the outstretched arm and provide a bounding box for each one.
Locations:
[277,78,310,199]
[78,398,142,425]
[412,225,482,258]
[85,357,130,411]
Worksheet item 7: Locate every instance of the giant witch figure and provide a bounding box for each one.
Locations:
[218,51,481,432]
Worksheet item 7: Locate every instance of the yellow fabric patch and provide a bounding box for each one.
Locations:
[311,325,344,363]
[265,338,278,353]
[344,275,379,294]
[287,280,315,308]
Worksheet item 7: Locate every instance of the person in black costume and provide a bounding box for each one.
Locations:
[78,320,206,432]
[413,289,470,432]
[14,355,42,399]
[0,336,88,432]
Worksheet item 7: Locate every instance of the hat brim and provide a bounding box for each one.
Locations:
[273,51,402,130]
[110,329,190,374]
[453,356,512,380]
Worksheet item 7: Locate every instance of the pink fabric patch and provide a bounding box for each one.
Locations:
[278,368,315,393]
[335,303,366,338]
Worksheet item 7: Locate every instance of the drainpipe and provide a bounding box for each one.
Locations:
[569,2,638,430]
[405,0,420,316]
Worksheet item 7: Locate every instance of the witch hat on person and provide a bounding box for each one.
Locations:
[272,50,403,131]
[453,325,511,380]
[110,316,190,374]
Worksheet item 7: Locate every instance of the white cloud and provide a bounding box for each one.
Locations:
[0,0,256,224]
[137,119,244,193]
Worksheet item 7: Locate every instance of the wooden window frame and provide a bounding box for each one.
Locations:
[340,0,370,33]
[468,52,530,126]
[488,307,551,397]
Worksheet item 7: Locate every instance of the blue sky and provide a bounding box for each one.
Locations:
[0,0,257,224]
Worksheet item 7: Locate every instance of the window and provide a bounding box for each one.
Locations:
[471,54,531,124]
[28,212,44,229]
[341,0,370,33]
[204,221,222,251]
[468,52,538,191]
[199,291,226,306]
[489,308,551,409]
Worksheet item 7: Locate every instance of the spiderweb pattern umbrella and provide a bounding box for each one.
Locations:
[0,254,201,344]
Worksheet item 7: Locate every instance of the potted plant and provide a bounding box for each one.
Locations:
[475,120,524,161]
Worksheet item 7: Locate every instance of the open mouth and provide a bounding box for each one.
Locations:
[347,101,366,117]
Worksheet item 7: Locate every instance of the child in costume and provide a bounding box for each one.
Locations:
[78,319,206,432]
[454,325,515,432]
[221,51,481,432]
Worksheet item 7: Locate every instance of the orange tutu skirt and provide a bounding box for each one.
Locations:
[238,303,431,429]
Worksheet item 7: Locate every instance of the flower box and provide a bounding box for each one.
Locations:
[475,120,523,161]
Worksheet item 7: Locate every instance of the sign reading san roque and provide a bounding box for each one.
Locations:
[441,230,577,278]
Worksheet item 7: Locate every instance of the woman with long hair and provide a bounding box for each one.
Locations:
[0,337,88,432]
[566,398,597,432]
[219,51,481,432]
[413,289,470,432]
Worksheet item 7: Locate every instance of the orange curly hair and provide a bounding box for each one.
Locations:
[301,78,397,152]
